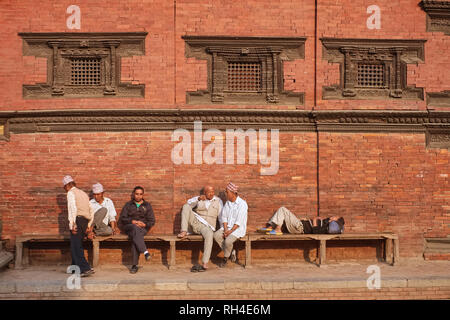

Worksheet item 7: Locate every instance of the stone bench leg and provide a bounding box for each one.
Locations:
[92,240,100,268]
[319,239,326,267]
[169,240,176,270]
[15,240,23,270]
[385,238,393,265]
[393,238,400,266]
[245,239,251,268]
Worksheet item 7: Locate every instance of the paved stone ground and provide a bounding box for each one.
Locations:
[1,258,450,298]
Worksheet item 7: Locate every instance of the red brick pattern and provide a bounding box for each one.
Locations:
[0,0,449,263]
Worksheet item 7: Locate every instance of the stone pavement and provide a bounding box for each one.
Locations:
[1,259,450,299]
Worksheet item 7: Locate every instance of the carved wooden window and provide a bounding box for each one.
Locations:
[420,1,450,35]
[227,62,262,92]
[0,118,9,141]
[19,32,147,99]
[321,38,426,100]
[182,36,306,105]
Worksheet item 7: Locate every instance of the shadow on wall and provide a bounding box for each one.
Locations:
[57,193,69,235]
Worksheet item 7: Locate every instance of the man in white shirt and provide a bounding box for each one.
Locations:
[213,182,248,268]
[63,175,95,277]
[89,183,119,236]
[177,186,223,272]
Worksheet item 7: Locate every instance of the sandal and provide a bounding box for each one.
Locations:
[257,226,273,233]
[266,230,283,235]
[190,265,200,272]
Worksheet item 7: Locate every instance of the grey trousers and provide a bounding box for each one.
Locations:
[213,229,239,259]
[93,207,113,236]
[123,224,148,265]
[181,204,214,264]
[269,206,304,234]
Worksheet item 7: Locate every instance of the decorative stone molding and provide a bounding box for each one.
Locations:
[427,90,450,108]
[420,1,450,35]
[1,110,450,142]
[182,36,306,105]
[426,125,450,148]
[18,32,147,99]
[321,38,426,100]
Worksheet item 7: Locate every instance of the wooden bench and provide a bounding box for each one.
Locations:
[14,234,243,270]
[245,232,399,267]
[15,232,399,269]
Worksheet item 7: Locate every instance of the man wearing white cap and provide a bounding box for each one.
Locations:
[63,175,95,277]
[213,182,248,268]
[89,183,119,236]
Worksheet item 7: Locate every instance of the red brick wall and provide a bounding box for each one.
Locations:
[0,0,449,263]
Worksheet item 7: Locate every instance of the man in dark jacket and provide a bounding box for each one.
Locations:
[119,186,155,274]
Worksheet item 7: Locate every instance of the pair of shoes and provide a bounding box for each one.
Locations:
[266,230,283,235]
[190,265,207,272]
[81,269,95,277]
[230,249,237,263]
[130,265,139,274]
[145,252,151,261]
[257,226,273,233]
[219,258,228,268]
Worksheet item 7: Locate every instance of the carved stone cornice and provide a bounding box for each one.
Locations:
[1,109,449,140]
[420,1,450,35]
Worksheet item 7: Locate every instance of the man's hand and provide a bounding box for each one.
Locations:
[132,220,146,228]
[223,229,232,238]
[71,226,78,235]
[87,231,95,240]
[112,227,120,235]
[198,195,207,201]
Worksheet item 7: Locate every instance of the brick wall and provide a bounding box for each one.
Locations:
[0,0,449,263]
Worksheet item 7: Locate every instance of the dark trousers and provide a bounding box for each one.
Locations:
[70,216,91,273]
[123,224,148,265]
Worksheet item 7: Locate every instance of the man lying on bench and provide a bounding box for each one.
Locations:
[257,207,345,235]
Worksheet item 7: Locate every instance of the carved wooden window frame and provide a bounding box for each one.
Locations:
[420,1,450,35]
[19,32,147,99]
[182,36,306,105]
[321,38,426,100]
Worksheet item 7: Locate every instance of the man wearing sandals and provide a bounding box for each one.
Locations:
[258,206,345,235]
[214,182,248,268]
[177,186,223,272]
[63,175,95,277]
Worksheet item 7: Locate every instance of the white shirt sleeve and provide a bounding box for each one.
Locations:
[107,199,117,223]
[233,202,248,228]
[67,191,77,230]
[187,196,199,206]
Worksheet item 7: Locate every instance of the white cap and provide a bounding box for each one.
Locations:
[62,175,74,186]
[92,183,104,194]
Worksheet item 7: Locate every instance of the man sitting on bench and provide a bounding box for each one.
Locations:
[90,183,120,236]
[258,207,345,235]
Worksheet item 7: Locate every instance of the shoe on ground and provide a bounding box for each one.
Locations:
[145,252,151,261]
[219,258,228,268]
[230,249,237,263]
[80,269,94,277]
[130,265,139,274]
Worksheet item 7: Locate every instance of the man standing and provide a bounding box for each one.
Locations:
[177,186,223,272]
[63,175,95,277]
[118,186,155,274]
[89,183,119,236]
[213,182,248,268]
